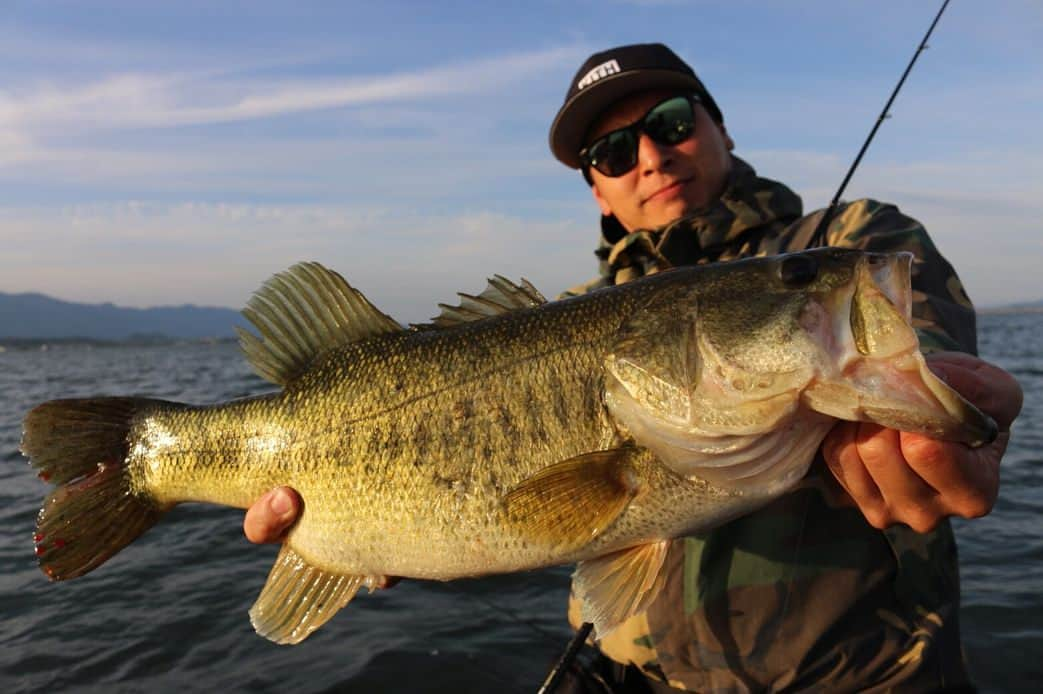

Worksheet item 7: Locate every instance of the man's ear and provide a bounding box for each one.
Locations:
[591,182,614,216]
[717,121,735,151]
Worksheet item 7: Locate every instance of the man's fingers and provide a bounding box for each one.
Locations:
[824,423,943,532]
[240,489,402,589]
[856,426,944,532]
[901,431,1002,520]
[243,487,302,544]
[823,423,885,523]
[820,354,1017,532]
[926,352,1023,429]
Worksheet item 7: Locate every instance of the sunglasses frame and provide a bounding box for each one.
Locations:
[579,94,702,178]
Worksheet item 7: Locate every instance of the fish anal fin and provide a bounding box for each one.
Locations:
[238,262,403,386]
[574,540,671,638]
[250,544,380,645]
[502,448,639,553]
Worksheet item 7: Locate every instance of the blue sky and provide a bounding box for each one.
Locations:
[2,1,1040,321]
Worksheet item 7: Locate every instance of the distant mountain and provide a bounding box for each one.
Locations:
[0,291,242,341]
[1007,299,1043,309]
[981,298,1043,314]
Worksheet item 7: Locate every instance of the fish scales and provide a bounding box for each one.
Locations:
[22,251,997,643]
[130,285,644,579]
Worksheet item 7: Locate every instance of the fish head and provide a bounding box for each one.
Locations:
[801,249,997,447]
[604,248,995,491]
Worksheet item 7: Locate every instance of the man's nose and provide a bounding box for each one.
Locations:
[637,133,673,174]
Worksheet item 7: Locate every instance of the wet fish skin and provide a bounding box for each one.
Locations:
[21,248,995,643]
[123,275,728,577]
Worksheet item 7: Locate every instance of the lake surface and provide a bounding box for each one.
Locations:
[2,312,1040,693]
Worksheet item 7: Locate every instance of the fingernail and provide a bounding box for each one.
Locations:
[269,489,292,517]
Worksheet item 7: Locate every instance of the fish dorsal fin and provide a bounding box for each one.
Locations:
[428,275,546,328]
[237,261,402,385]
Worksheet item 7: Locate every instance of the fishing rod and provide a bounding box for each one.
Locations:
[538,2,953,691]
[536,622,592,694]
[808,0,951,247]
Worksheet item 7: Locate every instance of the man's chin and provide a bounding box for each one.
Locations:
[643,199,699,228]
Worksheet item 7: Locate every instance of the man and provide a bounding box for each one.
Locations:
[245,44,1021,691]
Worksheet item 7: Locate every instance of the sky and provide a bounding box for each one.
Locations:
[2,1,1040,322]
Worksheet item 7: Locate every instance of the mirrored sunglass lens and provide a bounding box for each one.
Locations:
[600,129,638,174]
[645,98,694,145]
[583,97,694,176]
[591,130,636,176]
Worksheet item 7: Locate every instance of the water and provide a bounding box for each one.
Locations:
[1,313,1040,692]
[952,312,1043,690]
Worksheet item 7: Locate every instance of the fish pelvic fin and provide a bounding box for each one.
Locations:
[238,261,403,386]
[502,448,640,553]
[574,540,671,638]
[250,544,379,645]
[21,397,169,581]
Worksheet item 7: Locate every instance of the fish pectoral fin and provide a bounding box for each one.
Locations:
[573,540,672,638]
[502,448,640,553]
[249,544,369,645]
[238,262,403,386]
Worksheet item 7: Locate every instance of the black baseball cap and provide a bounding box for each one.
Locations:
[549,43,723,169]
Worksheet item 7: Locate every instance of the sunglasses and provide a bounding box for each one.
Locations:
[579,95,700,178]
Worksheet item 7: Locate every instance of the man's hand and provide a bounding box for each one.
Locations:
[243,486,400,589]
[822,352,1022,533]
[243,486,302,544]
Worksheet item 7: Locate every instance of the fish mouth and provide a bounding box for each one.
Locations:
[803,252,997,447]
[803,357,997,447]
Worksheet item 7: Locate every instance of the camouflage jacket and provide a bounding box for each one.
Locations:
[565,156,978,692]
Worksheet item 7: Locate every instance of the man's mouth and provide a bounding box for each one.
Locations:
[643,178,691,204]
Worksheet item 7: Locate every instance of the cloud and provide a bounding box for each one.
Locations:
[0,46,578,138]
[0,44,582,200]
[0,202,595,322]
[3,5,1039,316]
[4,130,1041,320]
[744,146,1043,306]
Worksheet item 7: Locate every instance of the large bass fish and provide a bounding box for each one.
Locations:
[22,248,995,644]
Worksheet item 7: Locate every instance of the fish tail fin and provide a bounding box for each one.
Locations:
[21,397,169,581]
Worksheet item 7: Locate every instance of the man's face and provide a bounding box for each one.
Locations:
[586,89,735,233]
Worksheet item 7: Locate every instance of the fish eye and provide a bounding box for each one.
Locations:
[779,255,818,287]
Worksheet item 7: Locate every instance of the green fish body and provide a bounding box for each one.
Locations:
[22,248,995,643]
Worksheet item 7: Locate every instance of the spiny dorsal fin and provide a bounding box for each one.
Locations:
[237,261,402,385]
[427,275,546,328]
